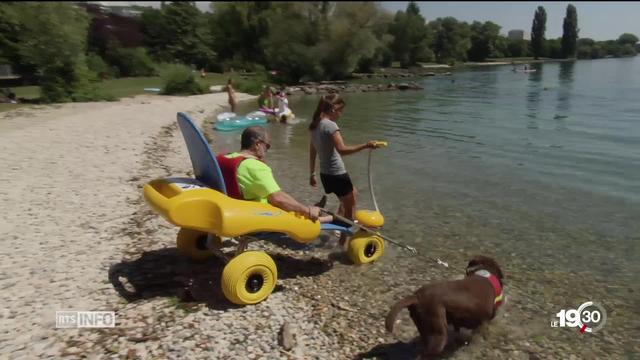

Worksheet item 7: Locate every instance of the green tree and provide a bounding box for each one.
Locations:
[576,38,594,59]
[492,35,509,58]
[429,17,471,64]
[258,2,392,81]
[617,33,639,46]
[141,3,215,70]
[162,2,215,69]
[319,2,384,79]
[0,3,39,81]
[388,1,432,67]
[531,6,547,59]
[0,3,20,65]
[140,8,169,60]
[507,39,530,58]
[576,46,591,59]
[546,38,563,59]
[590,45,606,59]
[561,4,579,58]
[577,38,595,47]
[620,44,637,56]
[601,40,622,57]
[357,8,394,72]
[209,2,272,67]
[15,2,104,102]
[262,3,322,82]
[467,21,501,61]
[105,43,157,77]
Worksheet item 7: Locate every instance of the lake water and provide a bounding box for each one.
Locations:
[211,57,639,357]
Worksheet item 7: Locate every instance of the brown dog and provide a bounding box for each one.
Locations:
[385,255,505,359]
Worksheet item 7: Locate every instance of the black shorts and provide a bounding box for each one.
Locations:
[320,173,354,198]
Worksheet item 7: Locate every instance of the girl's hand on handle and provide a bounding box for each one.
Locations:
[367,140,388,149]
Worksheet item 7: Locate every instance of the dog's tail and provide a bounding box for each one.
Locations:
[385,294,418,333]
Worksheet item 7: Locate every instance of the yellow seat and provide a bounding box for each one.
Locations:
[143,178,321,243]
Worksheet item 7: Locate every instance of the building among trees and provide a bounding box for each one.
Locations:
[508,29,529,40]
[75,2,145,49]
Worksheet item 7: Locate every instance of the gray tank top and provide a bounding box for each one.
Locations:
[311,118,346,175]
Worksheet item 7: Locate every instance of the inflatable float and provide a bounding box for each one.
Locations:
[276,108,295,123]
[214,111,268,131]
[140,112,392,305]
[259,107,296,123]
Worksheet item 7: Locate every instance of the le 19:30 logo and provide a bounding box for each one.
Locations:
[550,301,607,333]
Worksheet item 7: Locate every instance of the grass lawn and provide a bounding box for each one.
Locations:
[0,72,248,113]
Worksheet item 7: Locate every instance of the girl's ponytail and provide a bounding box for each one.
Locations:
[309,92,345,130]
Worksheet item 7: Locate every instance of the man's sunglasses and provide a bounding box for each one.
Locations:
[258,138,271,150]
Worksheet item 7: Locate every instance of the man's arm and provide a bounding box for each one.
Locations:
[268,191,323,221]
[268,191,312,217]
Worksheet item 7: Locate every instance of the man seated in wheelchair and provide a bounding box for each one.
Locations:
[216,126,334,224]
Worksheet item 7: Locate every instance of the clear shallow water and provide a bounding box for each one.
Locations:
[220,57,639,279]
[211,58,639,355]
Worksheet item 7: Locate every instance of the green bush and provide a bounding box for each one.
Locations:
[106,44,157,77]
[70,57,116,102]
[232,72,269,95]
[356,56,376,73]
[620,44,637,56]
[160,63,204,95]
[546,39,563,59]
[234,78,264,95]
[380,47,394,67]
[13,2,114,103]
[39,56,115,103]
[576,46,591,59]
[86,53,115,79]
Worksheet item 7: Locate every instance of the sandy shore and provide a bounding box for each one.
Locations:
[0,93,302,358]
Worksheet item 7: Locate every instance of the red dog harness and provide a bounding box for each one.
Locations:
[215,154,246,200]
[474,270,504,309]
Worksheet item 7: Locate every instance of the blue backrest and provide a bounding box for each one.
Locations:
[176,112,228,194]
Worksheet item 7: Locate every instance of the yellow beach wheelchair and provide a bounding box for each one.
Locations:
[142,112,387,305]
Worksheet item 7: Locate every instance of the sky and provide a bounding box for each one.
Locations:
[95,1,640,41]
[380,2,640,41]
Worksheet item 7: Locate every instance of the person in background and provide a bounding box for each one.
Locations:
[308,92,380,243]
[226,78,237,113]
[258,86,275,114]
[275,88,292,123]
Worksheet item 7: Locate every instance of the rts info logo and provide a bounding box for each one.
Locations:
[550,301,607,333]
